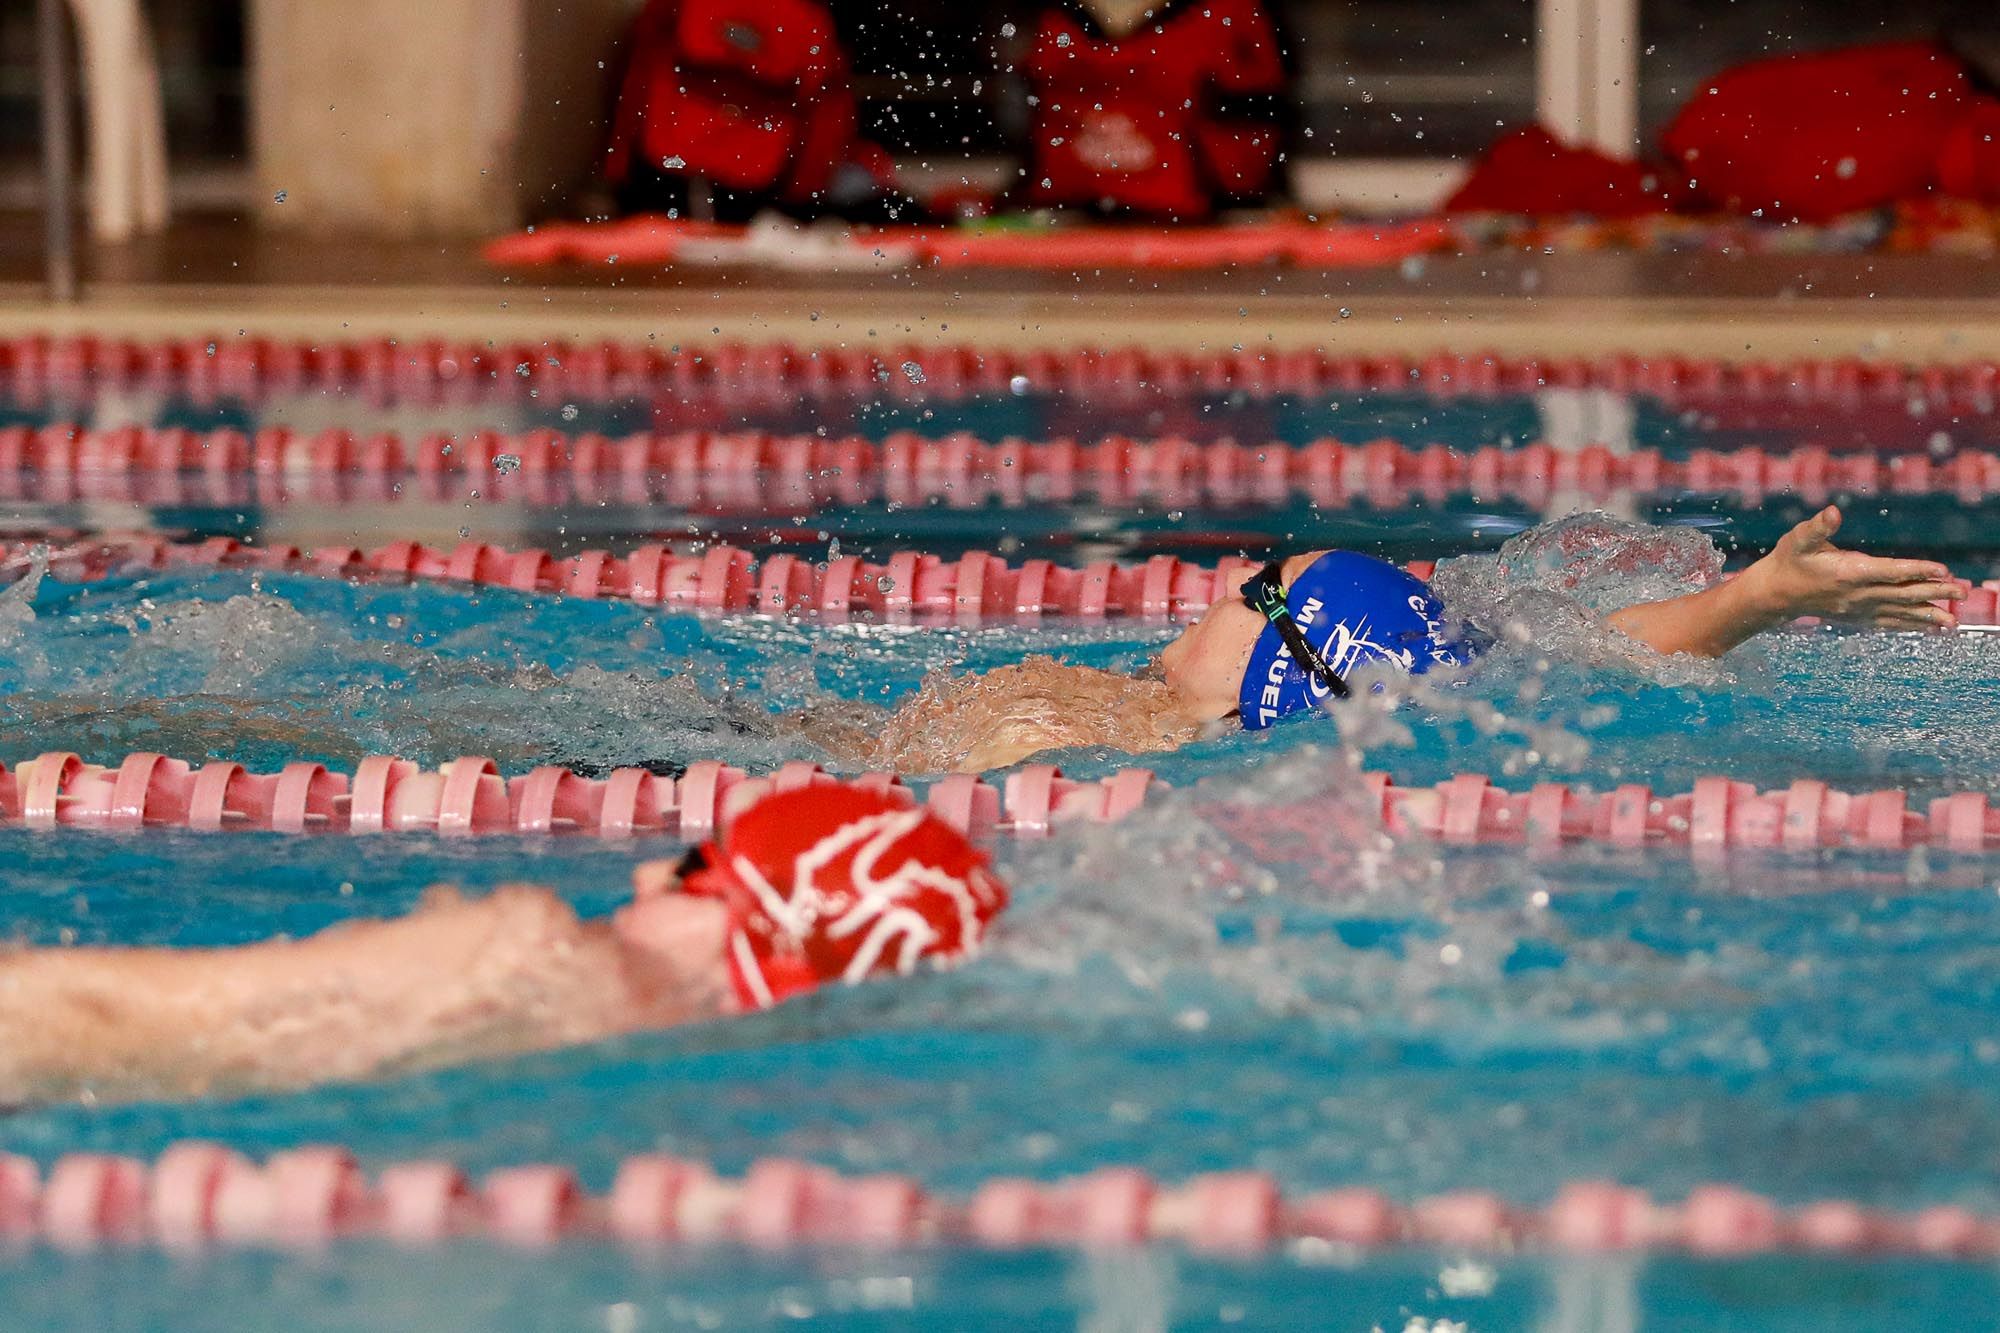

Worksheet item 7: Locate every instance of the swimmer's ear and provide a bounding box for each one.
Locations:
[631,859,685,900]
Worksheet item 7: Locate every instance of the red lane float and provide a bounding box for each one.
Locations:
[9,424,2000,510]
[0,754,1151,841]
[1375,771,2000,855]
[12,533,1267,622]
[5,1146,1997,1257]
[17,533,2000,629]
[6,335,2000,408]
[12,751,2000,855]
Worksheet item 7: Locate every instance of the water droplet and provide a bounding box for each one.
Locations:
[493,453,521,475]
[876,575,896,592]
[272,190,287,204]
[1009,374,1031,395]
[901,360,926,385]
[662,155,687,170]
[1337,307,1352,319]
[560,403,579,421]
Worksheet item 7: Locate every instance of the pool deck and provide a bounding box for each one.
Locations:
[5,212,2000,363]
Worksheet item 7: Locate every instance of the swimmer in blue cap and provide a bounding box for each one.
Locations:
[878,506,1964,770]
[1227,550,1478,729]
[1159,505,1959,728]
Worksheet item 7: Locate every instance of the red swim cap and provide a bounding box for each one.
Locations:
[681,784,1009,1010]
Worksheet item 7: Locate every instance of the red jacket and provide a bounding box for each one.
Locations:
[1025,0,1290,219]
[605,0,891,206]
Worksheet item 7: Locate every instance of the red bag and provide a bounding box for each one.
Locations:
[1937,97,2000,203]
[1025,0,1290,219]
[1445,125,1679,217]
[1662,42,1976,221]
[605,0,891,206]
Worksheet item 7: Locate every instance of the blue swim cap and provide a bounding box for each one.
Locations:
[1238,551,1475,730]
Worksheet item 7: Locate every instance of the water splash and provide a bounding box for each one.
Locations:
[994,744,1450,1019]
[0,545,47,641]
[1430,511,1730,689]
[121,593,325,694]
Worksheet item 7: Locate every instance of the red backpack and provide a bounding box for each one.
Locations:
[605,0,893,209]
[1024,0,1290,220]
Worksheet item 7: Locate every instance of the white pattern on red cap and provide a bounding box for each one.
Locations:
[689,787,1007,1011]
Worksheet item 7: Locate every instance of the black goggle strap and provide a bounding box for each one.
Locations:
[1239,561,1350,700]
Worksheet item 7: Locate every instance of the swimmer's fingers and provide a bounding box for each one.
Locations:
[1829,582,1962,622]
[1779,505,1843,554]
[1852,579,1966,608]
[1869,604,1959,631]
[1820,551,1953,588]
[1847,557,1958,586]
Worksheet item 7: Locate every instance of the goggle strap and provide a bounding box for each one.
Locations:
[1239,561,1350,701]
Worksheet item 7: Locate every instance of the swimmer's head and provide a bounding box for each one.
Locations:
[676,783,1009,1011]
[1235,551,1474,730]
[1161,551,1326,722]
[1158,550,1475,730]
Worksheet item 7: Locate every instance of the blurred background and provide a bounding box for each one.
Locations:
[5,0,1999,242]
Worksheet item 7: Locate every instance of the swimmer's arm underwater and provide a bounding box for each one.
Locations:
[1605,506,1962,657]
[0,875,732,1104]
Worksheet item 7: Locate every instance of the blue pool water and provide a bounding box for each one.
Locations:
[5,373,2000,1328]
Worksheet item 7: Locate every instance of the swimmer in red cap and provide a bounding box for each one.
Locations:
[876,506,1964,771]
[0,783,1005,1103]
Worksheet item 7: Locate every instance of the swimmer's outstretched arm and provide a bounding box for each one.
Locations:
[1606,506,1963,657]
[0,873,732,1104]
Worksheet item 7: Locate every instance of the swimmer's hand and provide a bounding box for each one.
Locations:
[1607,506,1961,656]
[1741,506,1962,631]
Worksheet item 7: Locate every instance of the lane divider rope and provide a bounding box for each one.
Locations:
[7,336,1999,405]
[9,425,2000,509]
[0,754,1151,841]
[15,534,2000,628]
[12,752,2000,855]
[5,1146,1995,1256]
